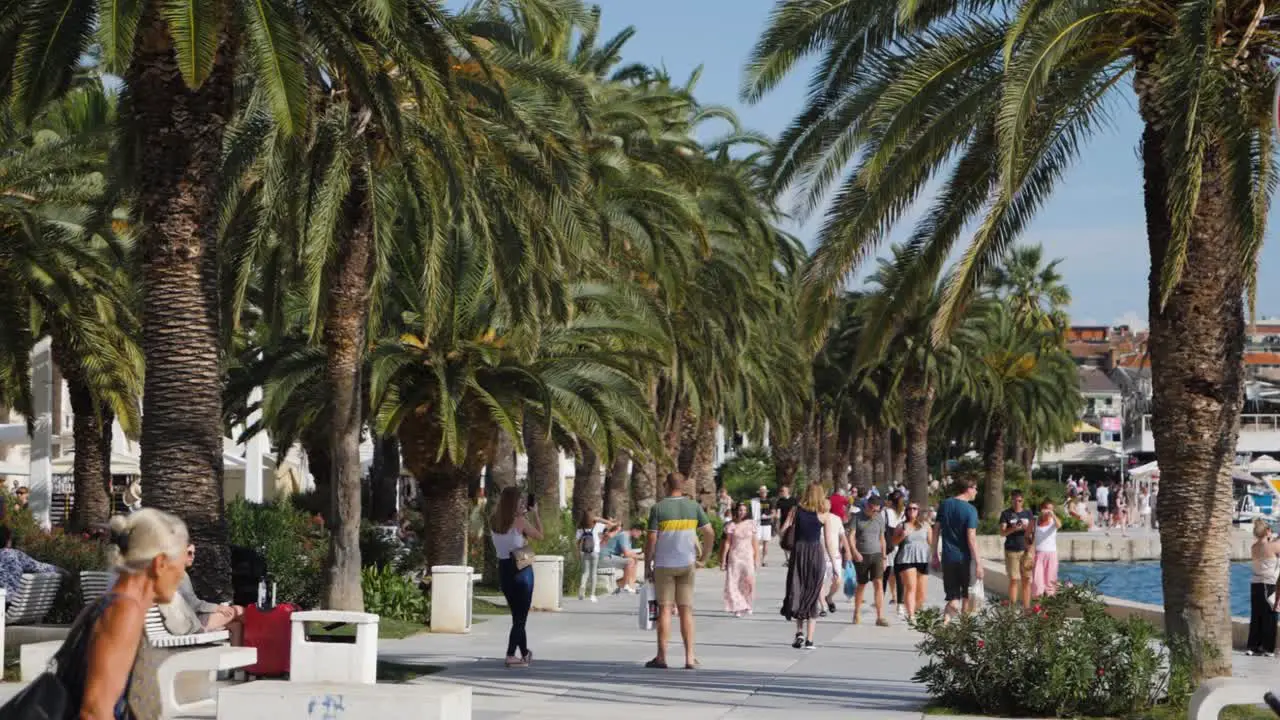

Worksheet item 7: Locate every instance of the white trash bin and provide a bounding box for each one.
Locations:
[289,610,380,684]
[430,565,474,633]
[531,555,564,611]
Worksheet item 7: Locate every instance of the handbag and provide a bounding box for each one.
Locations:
[637,582,656,631]
[842,562,856,599]
[779,522,795,552]
[1,594,112,719]
[511,545,535,571]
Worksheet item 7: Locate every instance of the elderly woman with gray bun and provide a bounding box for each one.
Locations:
[79,509,190,720]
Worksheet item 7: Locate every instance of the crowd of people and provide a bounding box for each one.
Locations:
[1063,476,1157,533]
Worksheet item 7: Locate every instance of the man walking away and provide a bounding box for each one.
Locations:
[751,486,774,566]
[999,490,1034,610]
[645,472,714,670]
[1095,481,1110,531]
[931,478,982,623]
[849,495,889,626]
[776,485,797,564]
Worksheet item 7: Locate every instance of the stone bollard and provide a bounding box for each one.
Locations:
[531,555,564,611]
[430,565,474,633]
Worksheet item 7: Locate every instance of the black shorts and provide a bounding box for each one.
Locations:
[895,562,928,577]
[942,562,971,601]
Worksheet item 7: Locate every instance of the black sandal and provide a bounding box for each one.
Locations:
[645,658,668,669]
[792,633,804,649]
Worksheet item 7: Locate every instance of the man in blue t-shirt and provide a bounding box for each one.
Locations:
[601,527,643,593]
[930,477,983,622]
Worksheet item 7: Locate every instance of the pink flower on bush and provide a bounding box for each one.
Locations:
[1096,667,1105,677]
[976,640,985,649]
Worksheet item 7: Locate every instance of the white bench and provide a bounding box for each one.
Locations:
[1189,677,1272,719]
[5,573,62,625]
[80,571,113,607]
[146,606,230,648]
[216,681,471,720]
[158,645,256,719]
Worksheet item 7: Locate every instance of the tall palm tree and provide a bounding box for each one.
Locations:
[988,245,1072,336]
[745,0,1270,677]
[950,305,1080,519]
[0,84,142,530]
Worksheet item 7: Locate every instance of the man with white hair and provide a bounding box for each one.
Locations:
[750,486,774,566]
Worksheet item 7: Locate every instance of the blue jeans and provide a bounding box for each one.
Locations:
[498,559,534,657]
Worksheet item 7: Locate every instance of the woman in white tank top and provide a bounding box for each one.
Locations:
[1030,501,1061,599]
[490,487,543,667]
[1247,518,1280,655]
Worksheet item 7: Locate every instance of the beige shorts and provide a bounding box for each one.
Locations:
[654,565,696,607]
[1005,550,1032,580]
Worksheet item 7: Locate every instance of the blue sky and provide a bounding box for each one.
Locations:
[576,0,1280,327]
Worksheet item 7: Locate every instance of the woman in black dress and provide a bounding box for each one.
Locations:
[779,483,840,649]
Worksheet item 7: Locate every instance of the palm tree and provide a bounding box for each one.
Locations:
[950,305,1080,519]
[745,0,1270,678]
[988,245,1072,336]
[0,84,142,530]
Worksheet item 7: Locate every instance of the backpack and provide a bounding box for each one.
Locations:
[578,529,597,554]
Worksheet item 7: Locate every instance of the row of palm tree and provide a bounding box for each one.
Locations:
[801,244,1079,520]
[0,1,806,611]
[746,0,1268,680]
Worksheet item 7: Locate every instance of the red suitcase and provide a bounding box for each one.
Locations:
[242,603,297,676]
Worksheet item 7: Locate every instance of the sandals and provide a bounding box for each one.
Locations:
[684,659,700,670]
[792,632,804,649]
[644,658,668,669]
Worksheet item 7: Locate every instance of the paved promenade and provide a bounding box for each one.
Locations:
[382,558,949,720]
[382,551,1280,719]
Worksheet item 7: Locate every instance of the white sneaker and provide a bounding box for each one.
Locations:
[897,606,907,620]
[590,596,598,603]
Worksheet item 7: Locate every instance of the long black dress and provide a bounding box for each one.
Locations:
[781,508,825,621]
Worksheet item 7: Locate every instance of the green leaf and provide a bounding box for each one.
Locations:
[238,0,308,136]
[97,0,143,73]
[11,0,96,121]
[160,0,224,88]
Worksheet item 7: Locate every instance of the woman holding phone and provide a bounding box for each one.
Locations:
[490,487,543,667]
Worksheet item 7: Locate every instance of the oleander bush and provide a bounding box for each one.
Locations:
[913,584,1189,717]
[226,498,329,608]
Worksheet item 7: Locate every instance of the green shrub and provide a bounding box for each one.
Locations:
[362,565,429,624]
[226,499,329,608]
[914,584,1177,717]
[717,447,775,501]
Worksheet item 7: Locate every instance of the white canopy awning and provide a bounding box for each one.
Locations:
[1250,455,1280,474]
[1128,461,1160,478]
[1038,442,1121,465]
[50,451,140,475]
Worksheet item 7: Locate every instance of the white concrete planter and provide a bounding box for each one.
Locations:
[290,611,379,685]
[531,555,564,611]
[430,565,473,633]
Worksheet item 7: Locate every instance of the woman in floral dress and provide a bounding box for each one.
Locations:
[721,501,760,617]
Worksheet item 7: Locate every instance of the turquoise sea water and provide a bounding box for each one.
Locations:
[1058,562,1253,617]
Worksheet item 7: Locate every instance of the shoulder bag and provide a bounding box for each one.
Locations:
[779,521,796,552]
[511,545,536,571]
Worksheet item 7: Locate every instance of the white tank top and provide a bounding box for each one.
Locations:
[1253,551,1280,584]
[492,526,526,560]
[1034,522,1058,553]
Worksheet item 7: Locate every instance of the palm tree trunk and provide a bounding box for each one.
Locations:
[367,433,400,523]
[981,422,1006,520]
[690,415,717,507]
[400,410,493,568]
[870,428,887,489]
[127,6,235,600]
[1138,65,1241,680]
[891,431,906,487]
[677,408,698,477]
[818,416,837,490]
[523,410,562,536]
[571,441,603,521]
[803,410,820,483]
[770,428,802,489]
[835,426,853,489]
[903,374,935,508]
[66,377,113,531]
[630,457,657,521]
[320,171,376,612]
[302,431,331,518]
[52,334,114,532]
[603,449,631,522]
[850,427,867,491]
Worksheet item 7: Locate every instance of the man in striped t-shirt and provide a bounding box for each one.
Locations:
[644,472,714,670]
